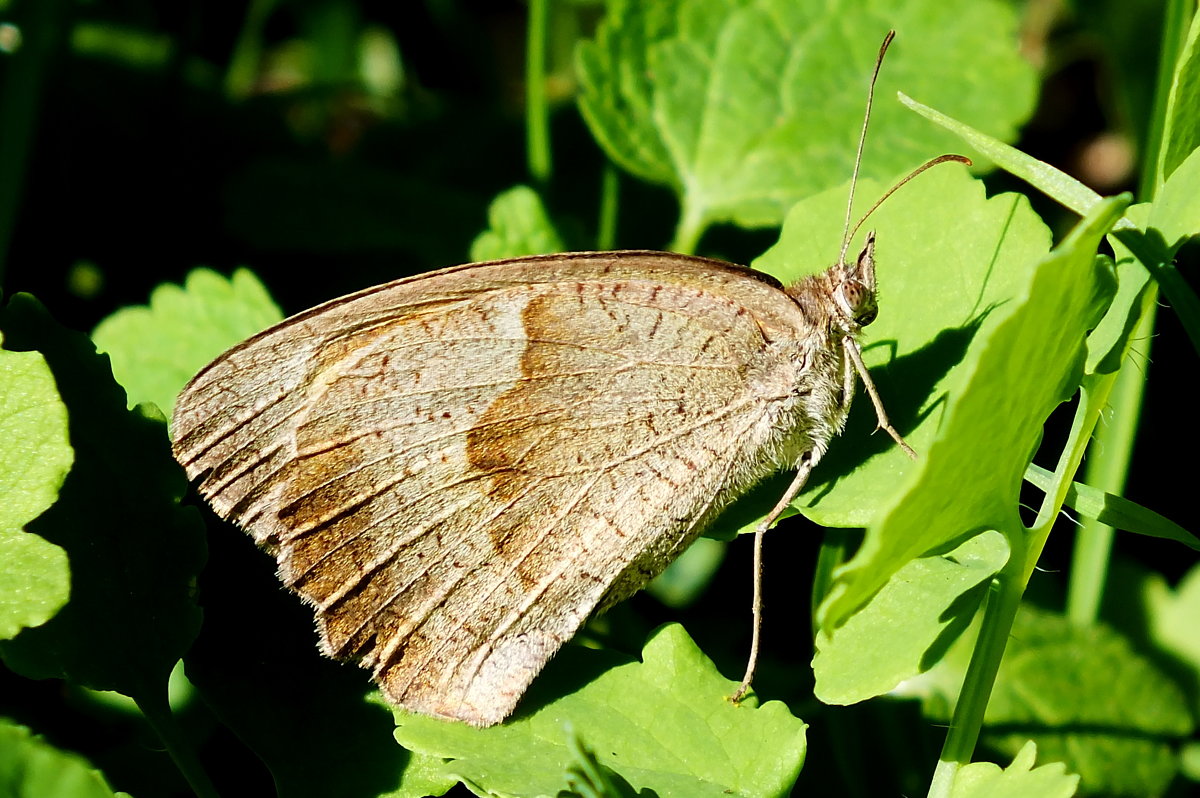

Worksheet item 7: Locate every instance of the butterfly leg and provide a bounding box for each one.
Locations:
[730,457,815,704]
[842,334,917,460]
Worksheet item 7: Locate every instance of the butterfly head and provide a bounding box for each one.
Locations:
[832,230,878,331]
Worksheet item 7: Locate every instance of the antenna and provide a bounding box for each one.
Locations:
[846,153,972,245]
[836,33,973,266]
[838,30,895,268]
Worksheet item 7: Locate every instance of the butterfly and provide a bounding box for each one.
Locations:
[171,31,961,726]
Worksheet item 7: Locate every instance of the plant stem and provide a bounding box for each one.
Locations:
[1066,301,1155,624]
[927,565,1024,798]
[596,164,619,250]
[670,198,706,255]
[1026,383,1113,578]
[135,685,220,798]
[224,0,278,100]
[525,0,551,183]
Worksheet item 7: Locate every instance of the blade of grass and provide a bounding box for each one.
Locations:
[898,92,1109,221]
[526,0,551,183]
[1024,460,1199,551]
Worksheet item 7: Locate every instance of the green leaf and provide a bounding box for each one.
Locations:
[1145,140,1200,249]
[1083,249,1151,376]
[1025,464,1200,550]
[1182,741,1200,785]
[1157,8,1200,182]
[0,719,130,798]
[561,732,626,798]
[0,294,205,703]
[814,193,1123,631]
[904,606,1194,798]
[391,624,807,798]
[91,268,282,417]
[469,185,565,262]
[646,537,727,608]
[988,609,1193,735]
[1143,561,1200,691]
[813,530,1009,704]
[1079,203,1152,378]
[575,0,678,190]
[382,750,461,798]
[1138,143,1200,349]
[577,0,1035,249]
[1099,558,1200,720]
[0,336,72,640]
[950,741,1078,798]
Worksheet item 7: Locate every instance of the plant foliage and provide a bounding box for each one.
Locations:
[1,1,1197,797]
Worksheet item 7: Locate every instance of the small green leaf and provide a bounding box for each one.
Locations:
[813,530,1009,704]
[469,185,565,262]
[0,719,129,798]
[950,741,1079,798]
[1182,741,1200,784]
[392,624,806,798]
[0,294,205,704]
[1157,9,1200,181]
[1025,463,1199,550]
[577,0,1036,248]
[1144,561,1200,688]
[0,336,72,640]
[91,268,282,417]
[574,0,678,189]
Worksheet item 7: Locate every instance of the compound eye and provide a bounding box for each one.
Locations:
[837,280,878,326]
[841,281,863,309]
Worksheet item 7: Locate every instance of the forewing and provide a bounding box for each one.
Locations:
[171,252,812,725]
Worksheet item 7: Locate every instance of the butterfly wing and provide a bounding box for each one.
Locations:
[172,251,824,725]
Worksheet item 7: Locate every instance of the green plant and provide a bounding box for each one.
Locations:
[2,1,1197,796]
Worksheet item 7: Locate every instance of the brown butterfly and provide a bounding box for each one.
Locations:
[171,32,963,726]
